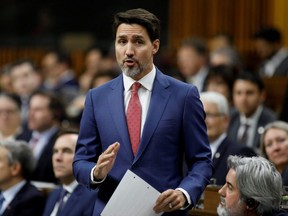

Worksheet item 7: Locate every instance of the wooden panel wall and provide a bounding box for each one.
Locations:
[168,0,278,67]
[273,0,288,46]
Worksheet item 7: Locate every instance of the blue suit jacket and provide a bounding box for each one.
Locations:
[212,137,257,186]
[43,184,97,216]
[73,69,213,216]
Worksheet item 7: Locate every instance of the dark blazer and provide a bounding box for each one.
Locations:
[274,55,288,76]
[73,69,213,216]
[43,184,97,216]
[31,129,59,184]
[212,136,257,186]
[281,165,288,186]
[259,55,288,77]
[1,182,45,216]
[227,106,277,148]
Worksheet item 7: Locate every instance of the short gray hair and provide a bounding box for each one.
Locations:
[0,140,35,180]
[227,155,282,215]
[200,91,229,115]
[260,121,288,157]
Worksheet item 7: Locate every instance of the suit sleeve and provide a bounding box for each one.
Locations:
[73,90,102,188]
[178,85,213,206]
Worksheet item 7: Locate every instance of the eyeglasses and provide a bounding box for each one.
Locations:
[0,109,19,115]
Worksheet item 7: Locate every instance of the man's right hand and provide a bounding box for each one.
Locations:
[93,142,120,180]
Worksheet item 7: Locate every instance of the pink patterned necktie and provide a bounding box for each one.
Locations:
[126,82,142,155]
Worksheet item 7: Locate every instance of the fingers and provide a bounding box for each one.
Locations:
[153,189,186,214]
[93,142,120,180]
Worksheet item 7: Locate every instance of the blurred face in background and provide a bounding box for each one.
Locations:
[28,95,55,132]
[255,39,277,60]
[0,96,21,137]
[263,128,288,172]
[53,133,78,185]
[202,100,228,142]
[177,46,204,77]
[233,80,264,117]
[10,62,42,97]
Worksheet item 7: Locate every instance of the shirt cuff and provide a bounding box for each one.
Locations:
[90,165,106,184]
[176,188,191,210]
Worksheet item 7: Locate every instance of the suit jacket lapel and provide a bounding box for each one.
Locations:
[107,75,134,159]
[134,70,171,162]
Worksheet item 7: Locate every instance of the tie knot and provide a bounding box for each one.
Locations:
[131,82,141,92]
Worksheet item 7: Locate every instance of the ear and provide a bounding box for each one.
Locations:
[10,162,21,176]
[152,39,160,55]
[245,198,259,210]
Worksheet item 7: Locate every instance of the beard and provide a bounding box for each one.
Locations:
[120,57,150,79]
[217,200,246,216]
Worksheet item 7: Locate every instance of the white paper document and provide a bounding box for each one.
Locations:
[101,169,162,216]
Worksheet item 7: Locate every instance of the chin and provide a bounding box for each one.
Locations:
[217,204,229,216]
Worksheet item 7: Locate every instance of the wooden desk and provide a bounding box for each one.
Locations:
[189,185,221,216]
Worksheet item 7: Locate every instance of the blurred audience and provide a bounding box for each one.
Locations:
[253,26,288,77]
[0,64,14,94]
[204,64,240,107]
[43,129,97,216]
[177,37,209,92]
[261,121,288,186]
[66,69,117,123]
[41,50,79,106]
[227,72,277,150]
[217,155,286,216]
[78,45,105,93]
[28,91,65,183]
[0,140,45,216]
[200,91,256,185]
[9,59,42,126]
[208,33,234,53]
[0,93,31,142]
[210,47,242,70]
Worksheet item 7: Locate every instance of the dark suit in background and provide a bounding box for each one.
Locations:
[227,107,277,149]
[43,185,97,216]
[1,182,45,216]
[31,130,59,184]
[212,137,257,185]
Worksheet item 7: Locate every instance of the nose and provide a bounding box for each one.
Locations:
[125,42,134,57]
[218,184,226,196]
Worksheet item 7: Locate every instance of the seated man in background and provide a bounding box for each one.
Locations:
[253,26,288,77]
[227,72,277,150]
[218,155,287,216]
[200,91,256,185]
[43,129,97,216]
[0,140,45,216]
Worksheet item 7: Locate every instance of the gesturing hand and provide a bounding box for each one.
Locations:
[153,189,186,213]
[93,142,120,180]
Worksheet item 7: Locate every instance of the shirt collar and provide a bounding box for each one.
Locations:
[2,180,26,202]
[210,133,227,158]
[123,65,156,92]
[63,180,78,194]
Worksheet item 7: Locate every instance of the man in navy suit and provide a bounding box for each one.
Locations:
[73,8,213,216]
[43,129,97,216]
[0,140,45,216]
[200,91,256,186]
[227,72,277,150]
[28,91,65,184]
